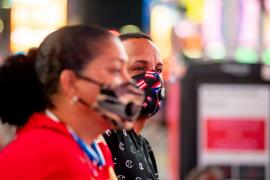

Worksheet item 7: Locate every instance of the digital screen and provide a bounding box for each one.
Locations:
[198,84,270,179]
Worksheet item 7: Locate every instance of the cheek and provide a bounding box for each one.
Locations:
[100,69,123,86]
[104,74,125,87]
[79,84,100,104]
[127,70,137,77]
[127,69,144,77]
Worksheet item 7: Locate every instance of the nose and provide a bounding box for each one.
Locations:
[149,64,156,71]
[148,60,158,72]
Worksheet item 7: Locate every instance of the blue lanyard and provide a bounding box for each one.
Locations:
[45,109,105,167]
[71,132,105,167]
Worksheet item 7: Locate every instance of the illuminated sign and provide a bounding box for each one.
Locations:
[198,84,270,179]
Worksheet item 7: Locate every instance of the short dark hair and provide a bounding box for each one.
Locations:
[0,54,45,126]
[36,25,114,107]
[119,32,152,42]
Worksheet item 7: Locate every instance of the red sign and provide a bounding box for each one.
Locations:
[204,118,266,151]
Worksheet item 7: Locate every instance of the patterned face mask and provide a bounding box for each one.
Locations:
[75,74,144,130]
[132,70,164,118]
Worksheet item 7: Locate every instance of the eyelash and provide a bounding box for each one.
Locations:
[156,68,162,73]
[133,67,162,73]
[134,67,146,71]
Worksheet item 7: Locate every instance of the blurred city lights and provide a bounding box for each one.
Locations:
[179,0,204,23]
[10,0,67,53]
[151,4,179,80]
[234,47,258,64]
[205,41,226,60]
[264,0,270,65]
[181,34,203,59]
[262,49,270,65]
[237,0,260,51]
[182,49,202,59]
[202,0,223,42]
[120,24,141,34]
[232,1,259,64]
[151,4,178,60]
[0,18,4,34]
[174,20,194,39]
[1,0,11,8]
[202,0,225,60]
[10,27,52,48]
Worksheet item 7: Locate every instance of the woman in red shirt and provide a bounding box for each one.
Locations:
[0,25,143,179]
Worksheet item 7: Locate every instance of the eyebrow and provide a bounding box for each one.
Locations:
[132,60,163,66]
[132,60,147,65]
[115,58,128,63]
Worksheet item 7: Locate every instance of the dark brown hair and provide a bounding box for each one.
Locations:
[119,32,152,42]
[0,54,45,126]
[36,25,114,107]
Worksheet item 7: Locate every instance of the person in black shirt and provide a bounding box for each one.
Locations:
[104,33,164,179]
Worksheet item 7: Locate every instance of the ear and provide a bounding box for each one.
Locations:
[59,70,78,98]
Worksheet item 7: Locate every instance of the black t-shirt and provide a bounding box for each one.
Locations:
[103,129,159,180]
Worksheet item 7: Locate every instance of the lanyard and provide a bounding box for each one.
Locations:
[45,109,105,167]
[71,132,105,167]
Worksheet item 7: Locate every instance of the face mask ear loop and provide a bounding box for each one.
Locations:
[75,72,103,87]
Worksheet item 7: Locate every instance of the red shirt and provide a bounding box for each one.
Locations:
[0,112,112,180]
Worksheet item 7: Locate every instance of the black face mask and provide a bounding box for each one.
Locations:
[132,70,164,118]
[75,74,144,129]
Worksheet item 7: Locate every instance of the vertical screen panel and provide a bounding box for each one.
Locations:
[198,84,270,179]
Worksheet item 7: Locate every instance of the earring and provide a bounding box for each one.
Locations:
[71,96,79,105]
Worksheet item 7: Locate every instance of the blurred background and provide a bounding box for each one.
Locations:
[1,0,270,179]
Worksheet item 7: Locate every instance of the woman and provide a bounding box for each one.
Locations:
[0,25,143,179]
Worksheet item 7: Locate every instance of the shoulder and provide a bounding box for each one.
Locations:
[0,122,89,178]
[140,135,151,145]
[12,112,78,156]
[139,135,155,156]
[103,129,129,146]
[103,129,133,163]
[103,129,128,138]
[0,127,77,162]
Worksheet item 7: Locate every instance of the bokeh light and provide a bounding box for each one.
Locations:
[0,18,4,34]
[120,24,141,34]
[10,0,67,53]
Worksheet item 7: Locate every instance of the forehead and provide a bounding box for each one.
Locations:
[96,37,128,63]
[122,38,163,64]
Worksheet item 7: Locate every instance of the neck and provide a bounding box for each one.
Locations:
[133,117,148,135]
[48,108,94,143]
[49,95,111,143]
